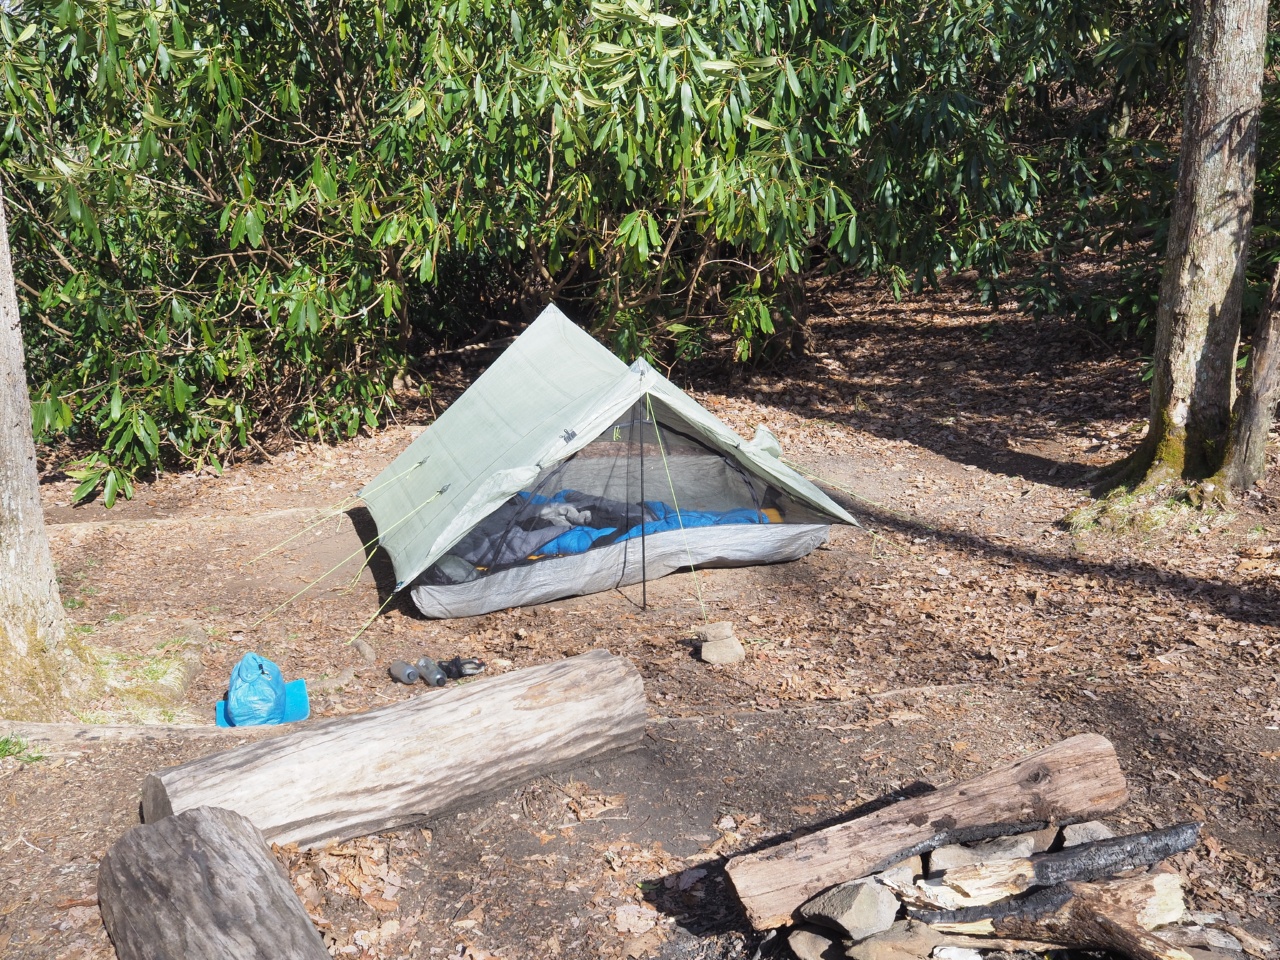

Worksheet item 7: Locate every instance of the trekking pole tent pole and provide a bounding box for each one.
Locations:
[644,394,709,624]
[640,400,648,610]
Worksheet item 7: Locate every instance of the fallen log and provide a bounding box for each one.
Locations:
[913,869,1189,960]
[724,734,1128,929]
[10,721,287,744]
[939,821,1201,903]
[98,805,329,960]
[142,649,647,848]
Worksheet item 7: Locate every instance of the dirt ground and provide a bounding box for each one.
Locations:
[2,282,1278,960]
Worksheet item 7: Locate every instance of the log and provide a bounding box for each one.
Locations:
[11,720,289,744]
[940,821,1201,903]
[913,869,1189,960]
[932,932,1064,953]
[142,649,647,848]
[98,805,329,960]
[724,734,1128,929]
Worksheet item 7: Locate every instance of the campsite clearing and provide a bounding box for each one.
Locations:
[3,282,1279,959]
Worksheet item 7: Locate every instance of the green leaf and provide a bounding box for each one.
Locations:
[103,470,119,509]
[784,59,802,98]
[173,377,193,413]
[71,472,103,505]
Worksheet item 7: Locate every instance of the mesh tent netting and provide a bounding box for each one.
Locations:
[408,401,832,617]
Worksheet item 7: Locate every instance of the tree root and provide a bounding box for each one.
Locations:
[1065,462,1191,534]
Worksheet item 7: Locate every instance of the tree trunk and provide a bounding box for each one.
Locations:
[1218,262,1280,490]
[1116,0,1268,486]
[0,182,75,720]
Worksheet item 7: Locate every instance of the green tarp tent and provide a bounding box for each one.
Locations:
[361,305,856,618]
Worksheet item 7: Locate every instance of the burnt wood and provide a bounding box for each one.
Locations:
[941,822,1201,901]
[913,870,1190,960]
[724,734,1129,929]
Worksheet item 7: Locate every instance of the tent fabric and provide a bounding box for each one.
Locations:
[360,304,857,607]
[410,523,831,619]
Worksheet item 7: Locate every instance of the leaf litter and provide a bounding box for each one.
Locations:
[4,277,1277,957]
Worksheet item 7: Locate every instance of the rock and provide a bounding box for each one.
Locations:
[801,878,899,940]
[846,920,943,960]
[878,856,924,887]
[696,621,736,643]
[933,948,984,960]
[789,925,846,960]
[351,637,377,664]
[928,835,1035,875]
[1062,820,1116,847]
[311,666,356,695]
[1027,825,1060,853]
[697,622,745,664]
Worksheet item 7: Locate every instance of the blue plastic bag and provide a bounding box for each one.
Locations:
[217,652,309,727]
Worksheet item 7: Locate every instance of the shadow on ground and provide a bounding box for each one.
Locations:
[685,286,1148,489]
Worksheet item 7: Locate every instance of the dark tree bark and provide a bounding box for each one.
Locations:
[1110,0,1269,489]
[0,182,73,720]
[1218,263,1280,490]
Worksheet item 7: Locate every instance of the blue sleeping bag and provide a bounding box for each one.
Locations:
[538,500,767,557]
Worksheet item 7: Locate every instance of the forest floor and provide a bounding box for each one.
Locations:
[2,280,1279,960]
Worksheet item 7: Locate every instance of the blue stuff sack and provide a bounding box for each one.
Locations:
[216,652,310,727]
[225,653,286,726]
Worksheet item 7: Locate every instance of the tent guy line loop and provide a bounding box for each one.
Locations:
[247,486,447,630]
[244,457,431,567]
[338,479,448,595]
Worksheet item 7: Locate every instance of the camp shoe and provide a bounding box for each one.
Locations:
[442,657,484,680]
